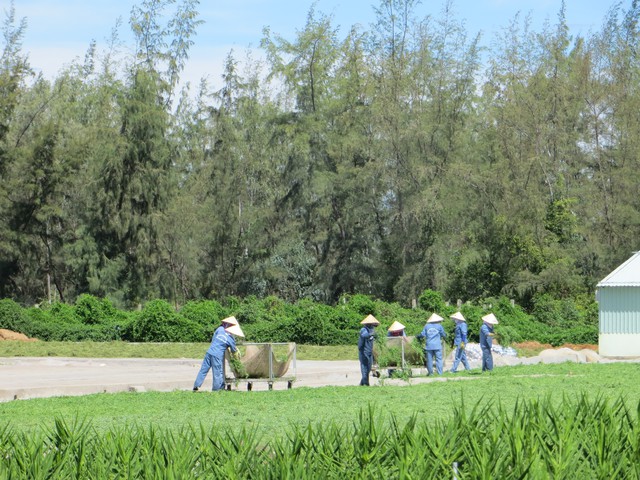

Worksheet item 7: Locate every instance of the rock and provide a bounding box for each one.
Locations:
[538,347,587,364]
[579,349,601,363]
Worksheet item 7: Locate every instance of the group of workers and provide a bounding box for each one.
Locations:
[358,311,500,386]
[194,310,499,391]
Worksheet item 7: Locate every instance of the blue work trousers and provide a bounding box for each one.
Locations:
[481,348,493,372]
[359,351,373,385]
[450,346,470,372]
[194,353,226,391]
[425,348,443,375]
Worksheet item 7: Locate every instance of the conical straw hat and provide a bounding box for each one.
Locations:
[450,311,465,322]
[360,314,380,326]
[482,313,499,325]
[427,313,444,323]
[387,321,406,332]
[225,324,245,337]
[222,316,239,326]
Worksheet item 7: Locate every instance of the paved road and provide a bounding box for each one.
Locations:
[0,356,477,402]
[0,357,374,401]
[5,347,627,402]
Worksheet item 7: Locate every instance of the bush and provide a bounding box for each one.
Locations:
[341,294,377,317]
[244,319,294,343]
[0,299,31,335]
[289,300,335,345]
[132,300,204,342]
[0,291,601,346]
[331,305,362,331]
[44,302,80,325]
[494,325,523,345]
[234,296,268,325]
[74,294,118,325]
[179,300,228,334]
[418,289,446,312]
[542,325,598,346]
[531,294,580,328]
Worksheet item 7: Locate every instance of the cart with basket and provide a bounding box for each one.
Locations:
[225,342,297,390]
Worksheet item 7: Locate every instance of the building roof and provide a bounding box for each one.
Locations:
[597,251,640,287]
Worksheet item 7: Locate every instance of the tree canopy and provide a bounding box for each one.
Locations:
[1,0,638,310]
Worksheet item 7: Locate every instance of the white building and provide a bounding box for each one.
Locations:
[596,251,640,357]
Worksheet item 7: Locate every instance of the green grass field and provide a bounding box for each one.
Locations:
[0,340,356,361]
[1,341,638,477]
[1,361,637,436]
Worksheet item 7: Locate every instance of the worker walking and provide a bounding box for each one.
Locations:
[450,311,471,373]
[193,316,245,391]
[358,314,379,386]
[416,313,447,375]
[480,313,499,372]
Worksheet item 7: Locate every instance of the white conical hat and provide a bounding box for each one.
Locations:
[387,321,406,332]
[482,313,499,325]
[360,314,380,326]
[222,316,239,326]
[427,313,444,323]
[225,324,245,337]
[450,311,465,322]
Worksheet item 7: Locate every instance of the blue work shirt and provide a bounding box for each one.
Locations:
[416,323,446,350]
[358,326,376,355]
[479,323,493,350]
[206,325,238,358]
[453,322,468,346]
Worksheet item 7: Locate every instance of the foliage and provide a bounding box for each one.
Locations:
[228,354,248,379]
[1,395,640,477]
[179,300,228,336]
[341,294,377,317]
[131,299,204,342]
[0,0,637,315]
[73,294,120,325]
[289,300,335,345]
[0,298,29,333]
[0,290,603,346]
[418,289,446,313]
[374,336,424,368]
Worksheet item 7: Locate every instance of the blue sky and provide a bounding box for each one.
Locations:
[10,0,629,88]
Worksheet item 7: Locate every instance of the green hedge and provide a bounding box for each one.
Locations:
[0,291,598,346]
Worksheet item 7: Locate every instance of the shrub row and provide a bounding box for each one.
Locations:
[0,291,598,346]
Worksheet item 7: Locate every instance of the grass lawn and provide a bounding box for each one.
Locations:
[0,339,578,360]
[1,361,638,438]
[0,340,357,361]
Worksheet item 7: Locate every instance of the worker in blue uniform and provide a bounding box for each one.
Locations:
[193,316,245,391]
[480,312,499,372]
[416,313,447,375]
[358,314,380,386]
[450,311,471,373]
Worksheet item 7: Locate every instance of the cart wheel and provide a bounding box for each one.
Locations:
[287,380,293,389]
[268,382,273,391]
[247,382,253,391]
[226,383,231,391]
